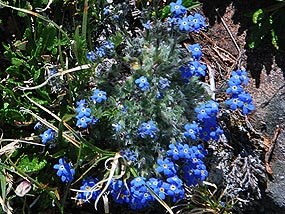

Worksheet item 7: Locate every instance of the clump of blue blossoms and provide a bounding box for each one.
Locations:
[156,158,177,177]
[166,142,208,186]
[179,42,206,81]
[53,158,75,183]
[138,120,157,138]
[168,0,207,33]
[86,41,114,62]
[170,0,187,16]
[225,70,255,115]
[195,100,223,141]
[120,148,138,163]
[90,89,107,104]
[40,128,55,144]
[76,178,100,202]
[183,122,201,140]
[135,76,150,91]
[187,43,203,60]
[75,99,98,129]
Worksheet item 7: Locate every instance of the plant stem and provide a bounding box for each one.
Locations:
[82,0,88,41]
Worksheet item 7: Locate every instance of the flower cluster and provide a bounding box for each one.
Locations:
[90,89,107,104]
[53,158,75,183]
[195,100,223,141]
[166,143,208,186]
[180,43,207,81]
[75,99,98,129]
[183,121,201,140]
[86,41,114,62]
[120,148,138,163]
[39,128,55,144]
[76,178,100,202]
[135,76,150,91]
[168,0,207,33]
[138,120,158,138]
[225,70,255,115]
[108,175,184,210]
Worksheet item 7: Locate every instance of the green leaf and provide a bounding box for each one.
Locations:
[160,5,171,19]
[110,32,124,48]
[11,58,25,66]
[36,89,51,102]
[271,29,279,49]
[62,114,76,122]
[17,155,47,173]
[252,9,264,24]
[0,171,6,201]
[33,66,41,81]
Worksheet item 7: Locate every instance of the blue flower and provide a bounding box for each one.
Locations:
[159,77,171,90]
[230,69,249,85]
[76,99,87,107]
[76,105,91,118]
[188,13,207,32]
[167,17,178,26]
[112,123,122,132]
[238,92,255,114]
[170,0,187,16]
[109,179,130,204]
[147,178,168,200]
[195,101,220,121]
[90,89,107,103]
[226,96,243,110]
[167,143,180,160]
[203,119,223,141]
[187,43,203,60]
[177,143,191,159]
[178,17,192,32]
[103,6,111,16]
[76,115,92,129]
[155,182,169,200]
[95,47,106,58]
[135,76,150,91]
[142,20,151,29]
[156,158,177,177]
[130,177,146,188]
[34,122,42,130]
[194,164,208,181]
[166,176,185,202]
[138,120,157,138]
[156,91,164,99]
[226,81,244,95]
[184,122,201,140]
[121,148,138,162]
[77,178,100,202]
[179,65,194,81]
[129,181,153,210]
[205,100,219,114]
[53,158,75,183]
[112,15,120,20]
[47,67,57,76]
[196,144,208,159]
[86,51,96,61]
[102,41,115,50]
[40,128,55,144]
[195,104,211,121]
[189,61,207,77]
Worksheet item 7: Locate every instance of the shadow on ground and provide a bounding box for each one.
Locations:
[201,0,285,87]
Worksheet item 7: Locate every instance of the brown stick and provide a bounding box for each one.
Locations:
[265,126,281,174]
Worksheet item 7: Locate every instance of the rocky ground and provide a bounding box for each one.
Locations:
[198,1,285,213]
